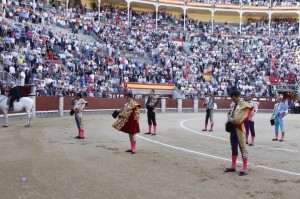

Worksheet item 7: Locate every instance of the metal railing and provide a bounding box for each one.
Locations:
[173,86,185,99]
[0,67,21,85]
[272,83,298,93]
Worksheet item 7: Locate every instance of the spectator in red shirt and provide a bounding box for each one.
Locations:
[48,51,54,60]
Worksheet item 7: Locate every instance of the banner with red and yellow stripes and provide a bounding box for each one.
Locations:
[125,82,174,90]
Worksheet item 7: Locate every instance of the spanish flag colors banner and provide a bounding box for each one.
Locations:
[172,38,183,47]
[125,82,174,91]
[203,73,212,82]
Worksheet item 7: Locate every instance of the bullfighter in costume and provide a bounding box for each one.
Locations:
[145,89,160,135]
[72,93,88,139]
[244,95,259,146]
[271,95,288,142]
[112,93,141,154]
[202,95,216,132]
[225,90,252,176]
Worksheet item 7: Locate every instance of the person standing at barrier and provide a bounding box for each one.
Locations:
[0,81,4,95]
[244,95,259,146]
[225,90,252,176]
[112,93,141,154]
[72,93,88,139]
[145,89,160,135]
[202,95,216,132]
[271,95,288,142]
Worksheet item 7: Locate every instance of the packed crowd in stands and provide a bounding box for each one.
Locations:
[187,0,300,6]
[0,0,299,99]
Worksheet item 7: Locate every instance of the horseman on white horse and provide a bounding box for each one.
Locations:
[8,81,21,112]
[0,82,34,127]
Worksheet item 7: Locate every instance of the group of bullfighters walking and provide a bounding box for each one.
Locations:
[70,89,160,155]
[70,89,288,176]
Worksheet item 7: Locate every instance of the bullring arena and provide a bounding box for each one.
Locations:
[1,109,300,199]
[1,0,300,198]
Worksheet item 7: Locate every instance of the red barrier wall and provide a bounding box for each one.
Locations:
[182,99,193,108]
[63,97,131,110]
[36,97,276,111]
[36,97,59,111]
[166,99,177,108]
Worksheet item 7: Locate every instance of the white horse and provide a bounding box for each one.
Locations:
[0,95,34,127]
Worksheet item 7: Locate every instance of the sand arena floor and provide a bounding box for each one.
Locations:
[0,112,299,199]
